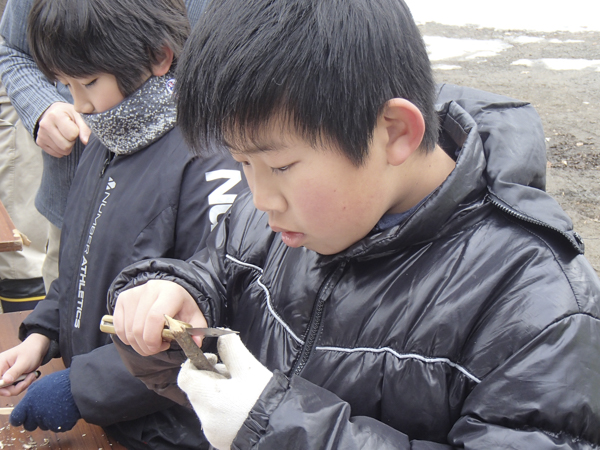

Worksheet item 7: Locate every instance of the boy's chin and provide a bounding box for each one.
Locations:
[302,241,346,256]
[278,231,353,255]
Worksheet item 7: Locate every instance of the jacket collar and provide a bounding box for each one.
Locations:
[328,100,487,262]
[82,72,177,155]
[321,88,582,264]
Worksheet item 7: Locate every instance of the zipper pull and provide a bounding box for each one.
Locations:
[100,151,115,177]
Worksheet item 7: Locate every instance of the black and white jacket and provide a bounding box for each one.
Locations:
[20,73,245,446]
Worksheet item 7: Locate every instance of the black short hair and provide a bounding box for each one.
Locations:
[28,0,189,96]
[176,0,439,165]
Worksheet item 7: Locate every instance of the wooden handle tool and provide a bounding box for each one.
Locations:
[99,315,220,373]
[100,314,181,340]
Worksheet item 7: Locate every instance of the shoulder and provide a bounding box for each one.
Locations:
[0,0,33,52]
[210,189,277,263]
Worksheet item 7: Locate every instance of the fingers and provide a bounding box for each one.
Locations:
[0,371,39,397]
[73,112,91,145]
[9,400,27,427]
[216,334,257,377]
[112,285,167,355]
[36,102,86,157]
[177,359,225,396]
[132,292,172,356]
[113,280,203,356]
[204,353,218,366]
[0,351,20,388]
[0,338,46,397]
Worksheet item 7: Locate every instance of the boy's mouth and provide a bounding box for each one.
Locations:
[280,231,305,248]
[270,225,305,248]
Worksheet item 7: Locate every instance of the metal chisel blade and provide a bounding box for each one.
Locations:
[185,328,238,337]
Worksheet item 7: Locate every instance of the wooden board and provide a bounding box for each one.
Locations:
[0,311,127,449]
[0,199,22,252]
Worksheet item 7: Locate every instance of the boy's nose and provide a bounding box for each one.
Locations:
[251,179,286,214]
[72,96,94,115]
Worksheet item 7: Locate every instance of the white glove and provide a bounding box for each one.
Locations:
[178,333,273,450]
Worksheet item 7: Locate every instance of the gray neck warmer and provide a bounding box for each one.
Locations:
[82,72,177,155]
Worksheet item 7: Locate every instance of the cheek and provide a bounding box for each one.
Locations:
[294,185,350,229]
[100,89,125,111]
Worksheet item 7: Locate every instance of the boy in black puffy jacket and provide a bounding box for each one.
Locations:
[0,0,245,448]
[109,0,600,448]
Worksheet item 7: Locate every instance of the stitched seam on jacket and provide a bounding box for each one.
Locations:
[315,346,481,383]
[225,254,305,345]
[225,254,481,383]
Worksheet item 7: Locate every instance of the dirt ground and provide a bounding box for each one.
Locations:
[420,23,600,275]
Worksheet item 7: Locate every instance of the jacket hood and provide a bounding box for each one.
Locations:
[437,85,581,250]
[325,84,583,263]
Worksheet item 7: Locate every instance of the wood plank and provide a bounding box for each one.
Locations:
[0,199,22,252]
[0,311,127,449]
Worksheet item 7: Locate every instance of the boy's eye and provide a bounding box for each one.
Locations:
[272,164,291,173]
[84,79,98,88]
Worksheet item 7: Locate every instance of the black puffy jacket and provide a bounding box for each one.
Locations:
[109,85,600,448]
[20,125,244,447]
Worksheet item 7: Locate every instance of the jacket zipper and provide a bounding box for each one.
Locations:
[487,193,584,253]
[100,150,115,177]
[64,149,115,362]
[292,260,348,376]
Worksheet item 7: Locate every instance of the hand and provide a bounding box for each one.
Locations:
[177,333,273,450]
[10,368,81,432]
[0,334,49,397]
[113,280,208,356]
[36,102,91,157]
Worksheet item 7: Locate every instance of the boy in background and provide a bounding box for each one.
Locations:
[110,0,600,448]
[0,0,209,292]
[0,0,244,448]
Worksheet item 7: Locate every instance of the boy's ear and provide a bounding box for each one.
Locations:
[381,98,426,166]
[151,46,175,77]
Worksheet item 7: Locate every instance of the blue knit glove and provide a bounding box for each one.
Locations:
[10,369,81,432]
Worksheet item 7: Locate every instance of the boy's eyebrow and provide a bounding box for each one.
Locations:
[222,137,287,154]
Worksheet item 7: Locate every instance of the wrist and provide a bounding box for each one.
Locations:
[24,333,51,360]
[26,332,51,348]
[35,103,56,140]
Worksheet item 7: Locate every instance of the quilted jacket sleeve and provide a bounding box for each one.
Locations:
[69,343,176,426]
[105,218,234,407]
[19,278,61,363]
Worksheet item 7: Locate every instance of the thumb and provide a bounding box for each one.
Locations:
[1,361,31,386]
[1,366,20,385]
[177,359,223,397]
[9,398,28,427]
[74,113,91,145]
[217,334,261,377]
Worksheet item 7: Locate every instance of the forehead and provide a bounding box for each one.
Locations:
[222,117,336,157]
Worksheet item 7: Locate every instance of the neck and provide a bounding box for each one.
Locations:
[388,144,456,214]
